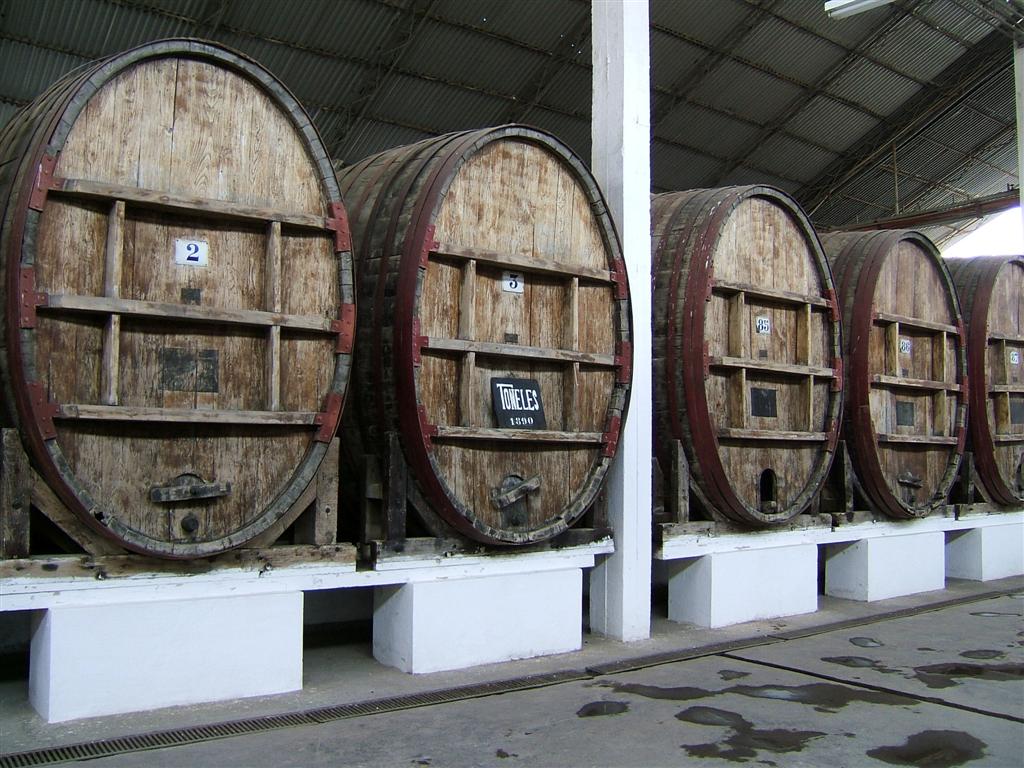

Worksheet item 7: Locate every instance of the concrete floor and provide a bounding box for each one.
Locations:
[1,576,1022,767]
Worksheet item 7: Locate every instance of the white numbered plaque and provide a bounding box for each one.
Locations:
[899,337,912,355]
[755,316,771,335]
[175,238,210,267]
[502,271,525,294]
[1011,350,1020,366]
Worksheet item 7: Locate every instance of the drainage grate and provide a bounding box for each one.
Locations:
[0,670,589,767]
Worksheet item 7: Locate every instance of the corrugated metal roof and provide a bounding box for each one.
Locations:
[0,0,1014,236]
[782,94,880,152]
[732,15,847,84]
[746,133,839,185]
[689,59,805,124]
[865,13,966,83]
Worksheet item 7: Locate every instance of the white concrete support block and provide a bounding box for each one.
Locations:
[825,532,945,602]
[589,0,653,642]
[373,568,582,674]
[29,592,302,723]
[945,523,1024,581]
[665,544,818,628]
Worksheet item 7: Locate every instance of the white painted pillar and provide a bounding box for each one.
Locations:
[1015,44,1024,240]
[589,0,652,641]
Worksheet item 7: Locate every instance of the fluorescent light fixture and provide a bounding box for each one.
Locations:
[824,0,894,19]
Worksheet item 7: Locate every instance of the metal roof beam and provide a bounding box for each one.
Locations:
[651,0,776,128]
[709,2,915,186]
[836,189,1019,230]
[737,0,938,86]
[498,8,591,123]
[326,0,437,157]
[797,29,1011,218]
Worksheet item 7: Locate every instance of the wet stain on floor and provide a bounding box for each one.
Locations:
[866,729,986,767]
[849,637,883,648]
[959,649,1005,660]
[495,749,517,759]
[911,662,1024,689]
[602,680,912,713]
[822,656,899,674]
[676,706,825,762]
[576,701,629,717]
[719,669,751,681]
[969,611,1020,618]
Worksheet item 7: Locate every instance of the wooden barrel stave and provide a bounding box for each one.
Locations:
[1,40,353,558]
[653,186,843,526]
[339,126,630,544]
[822,230,966,518]
[947,255,1024,505]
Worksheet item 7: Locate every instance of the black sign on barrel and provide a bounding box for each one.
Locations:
[491,378,547,429]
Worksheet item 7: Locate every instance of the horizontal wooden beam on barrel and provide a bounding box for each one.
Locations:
[871,374,963,391]
[433,426,603,443]
[50,177,332,230]
[431,241,613,283]
[55,405,319,426]
[708,356,835,378]
[873,311,959,335]
[42,295,335,333]
[717,428,828,442]
[424,337,616,366]
[876,434,959,445]
[711,279,831,308]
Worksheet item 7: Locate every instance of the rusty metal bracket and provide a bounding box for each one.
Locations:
[325,202,351,252]
[417,404,438,449]
[601,413,622,458]
[826,288,841,324]
[831,356,844,391]
[332,303,356,354]
[28,154,58,212]
[18,268,48,329]
[27,381,59,440]
[314,392,343,442]
[419,225,438,268]
[615,340,633,385]
[610,258,628,300]
[412,318,428,366]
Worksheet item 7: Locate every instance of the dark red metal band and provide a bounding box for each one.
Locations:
[601,413,622,458]
[314,392,343,442]
[18,268,48,328]
[615,340,632,384]
[325,201,351,252]
[332,303,356,354]
[28,154,57,211]
[26,381,59,440]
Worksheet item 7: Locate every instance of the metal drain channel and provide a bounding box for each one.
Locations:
[0,670,589,768]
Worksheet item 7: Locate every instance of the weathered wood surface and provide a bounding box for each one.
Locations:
[1,430,31,558]
[947,255,1024,507]
[652,186,843,526]
[0,40,353,559]
[338,126,631,545]
[0,544,357,580]
[822,230,967,519]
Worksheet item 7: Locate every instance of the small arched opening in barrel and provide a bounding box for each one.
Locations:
[759,469,778,514]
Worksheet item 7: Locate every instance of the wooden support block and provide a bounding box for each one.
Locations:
[1,429,31,559]
[458,259,476,339]
[385,432,407,544]
[313,436,339,545]
[729,368,748,428]
[31,470,124,556]
[459,352,476,427]
[100,200,125,405]
[667,438,689,523]
[727,291,746,358]
[885,321,900,376]
[266,220,283,411]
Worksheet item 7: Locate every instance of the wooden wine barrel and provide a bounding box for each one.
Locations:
[821,230,966,519]
[338,126,631,545]
[652,186,844,526]
[0,40,354,558]
[946,255,1024,506]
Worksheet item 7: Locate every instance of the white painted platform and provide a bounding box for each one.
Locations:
[664,543,817,628]
[374,568,583,673]
[1,541,611,721]
[29,592,303,723]
[824,532,945,602]
[657,510,1023,625]
[945,521,1024,581]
